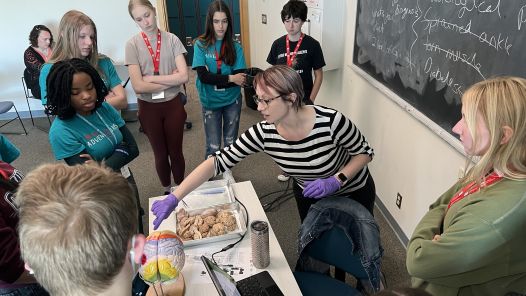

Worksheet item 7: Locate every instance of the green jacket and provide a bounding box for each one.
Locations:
[406,178,526,296]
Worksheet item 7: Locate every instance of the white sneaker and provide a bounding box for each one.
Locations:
[222,169,236,185]
[277,174,290,182]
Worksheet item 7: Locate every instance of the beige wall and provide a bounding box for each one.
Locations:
[248,0,466,239]
[2,0,142,111]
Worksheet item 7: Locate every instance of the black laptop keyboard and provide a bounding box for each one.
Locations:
[264,285,283,295]
[237,278,268,296]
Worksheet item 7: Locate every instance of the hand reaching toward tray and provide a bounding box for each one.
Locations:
[152,193,180,230]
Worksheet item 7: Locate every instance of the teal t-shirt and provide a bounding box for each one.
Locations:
[0,134,20,163]
[192,39,246,109]
[39,56,122,105]
[49,102,125,161]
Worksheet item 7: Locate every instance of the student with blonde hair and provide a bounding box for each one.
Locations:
[125,0,189,194]
[39,10,127,110]
[17,163,145,296]
[406,76,526,295]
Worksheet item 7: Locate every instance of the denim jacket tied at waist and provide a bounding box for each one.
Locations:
[297,197,384,292]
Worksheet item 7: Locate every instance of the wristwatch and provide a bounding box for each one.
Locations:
[336,172,348,185]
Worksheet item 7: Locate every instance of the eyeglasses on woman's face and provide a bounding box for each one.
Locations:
[253,94,282,107]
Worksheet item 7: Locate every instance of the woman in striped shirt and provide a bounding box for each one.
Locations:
[152,65,376,229]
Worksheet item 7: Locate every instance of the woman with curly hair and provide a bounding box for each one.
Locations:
[45,58,143,233]
[23,25,53,99]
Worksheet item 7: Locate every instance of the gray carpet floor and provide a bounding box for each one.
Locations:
[2,71,411,289]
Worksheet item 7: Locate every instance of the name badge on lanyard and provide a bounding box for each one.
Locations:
[152,91,165,99]
[120,165,131,178]
[142,29,165,99]
[214,86,226,92]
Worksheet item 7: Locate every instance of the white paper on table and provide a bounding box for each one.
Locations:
[183,246,256,285]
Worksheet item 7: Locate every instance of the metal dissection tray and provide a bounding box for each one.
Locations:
[173,180,247,247]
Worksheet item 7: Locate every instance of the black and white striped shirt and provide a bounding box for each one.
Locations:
[214,105,374,192]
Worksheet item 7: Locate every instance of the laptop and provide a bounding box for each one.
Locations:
[201,255,284,296]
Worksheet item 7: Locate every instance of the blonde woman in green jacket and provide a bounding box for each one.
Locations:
[406,76,526,296]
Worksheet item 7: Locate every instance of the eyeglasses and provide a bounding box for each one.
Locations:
[253,94,282,106]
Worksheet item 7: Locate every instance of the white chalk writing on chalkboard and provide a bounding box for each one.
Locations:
[353,0,526,146]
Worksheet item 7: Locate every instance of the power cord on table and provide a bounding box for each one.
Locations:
[211,196,249,265]
[210,179,294,263]
[260,178,294,212]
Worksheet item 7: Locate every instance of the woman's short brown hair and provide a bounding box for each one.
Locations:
[253,65,305,111]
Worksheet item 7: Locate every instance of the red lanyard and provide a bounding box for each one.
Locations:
[448,172,503,209]
[286,33,304,67]
[0,167,8,180]
[214,41,226,74]
[141,29,162,75]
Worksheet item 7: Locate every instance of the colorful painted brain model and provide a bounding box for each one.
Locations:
[139,230,185,284]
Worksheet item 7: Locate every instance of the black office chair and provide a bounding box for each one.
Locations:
[21,76,52,130]
[21,75,36,126]
[295,227,364,295]
[0,101,28,135]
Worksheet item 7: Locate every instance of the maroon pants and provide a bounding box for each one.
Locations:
[138,95,187,186]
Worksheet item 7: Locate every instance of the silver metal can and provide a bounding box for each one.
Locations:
[250,220,270,269]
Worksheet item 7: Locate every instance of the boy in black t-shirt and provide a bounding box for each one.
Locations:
[267,0,326,182]
[267,0,325,105]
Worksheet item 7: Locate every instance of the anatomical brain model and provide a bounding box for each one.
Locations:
[140,230,185,284]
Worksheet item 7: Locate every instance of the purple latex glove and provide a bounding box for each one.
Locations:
[302,176,341,199]
[152,193,179,230]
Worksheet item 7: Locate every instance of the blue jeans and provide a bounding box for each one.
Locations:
[201,97,242,158]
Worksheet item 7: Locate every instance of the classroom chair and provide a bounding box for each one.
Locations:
[294,197,384,296]
[21,76,52,131]
[0,101,28,135]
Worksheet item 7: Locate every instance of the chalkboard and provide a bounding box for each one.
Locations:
[353,0,526,148]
